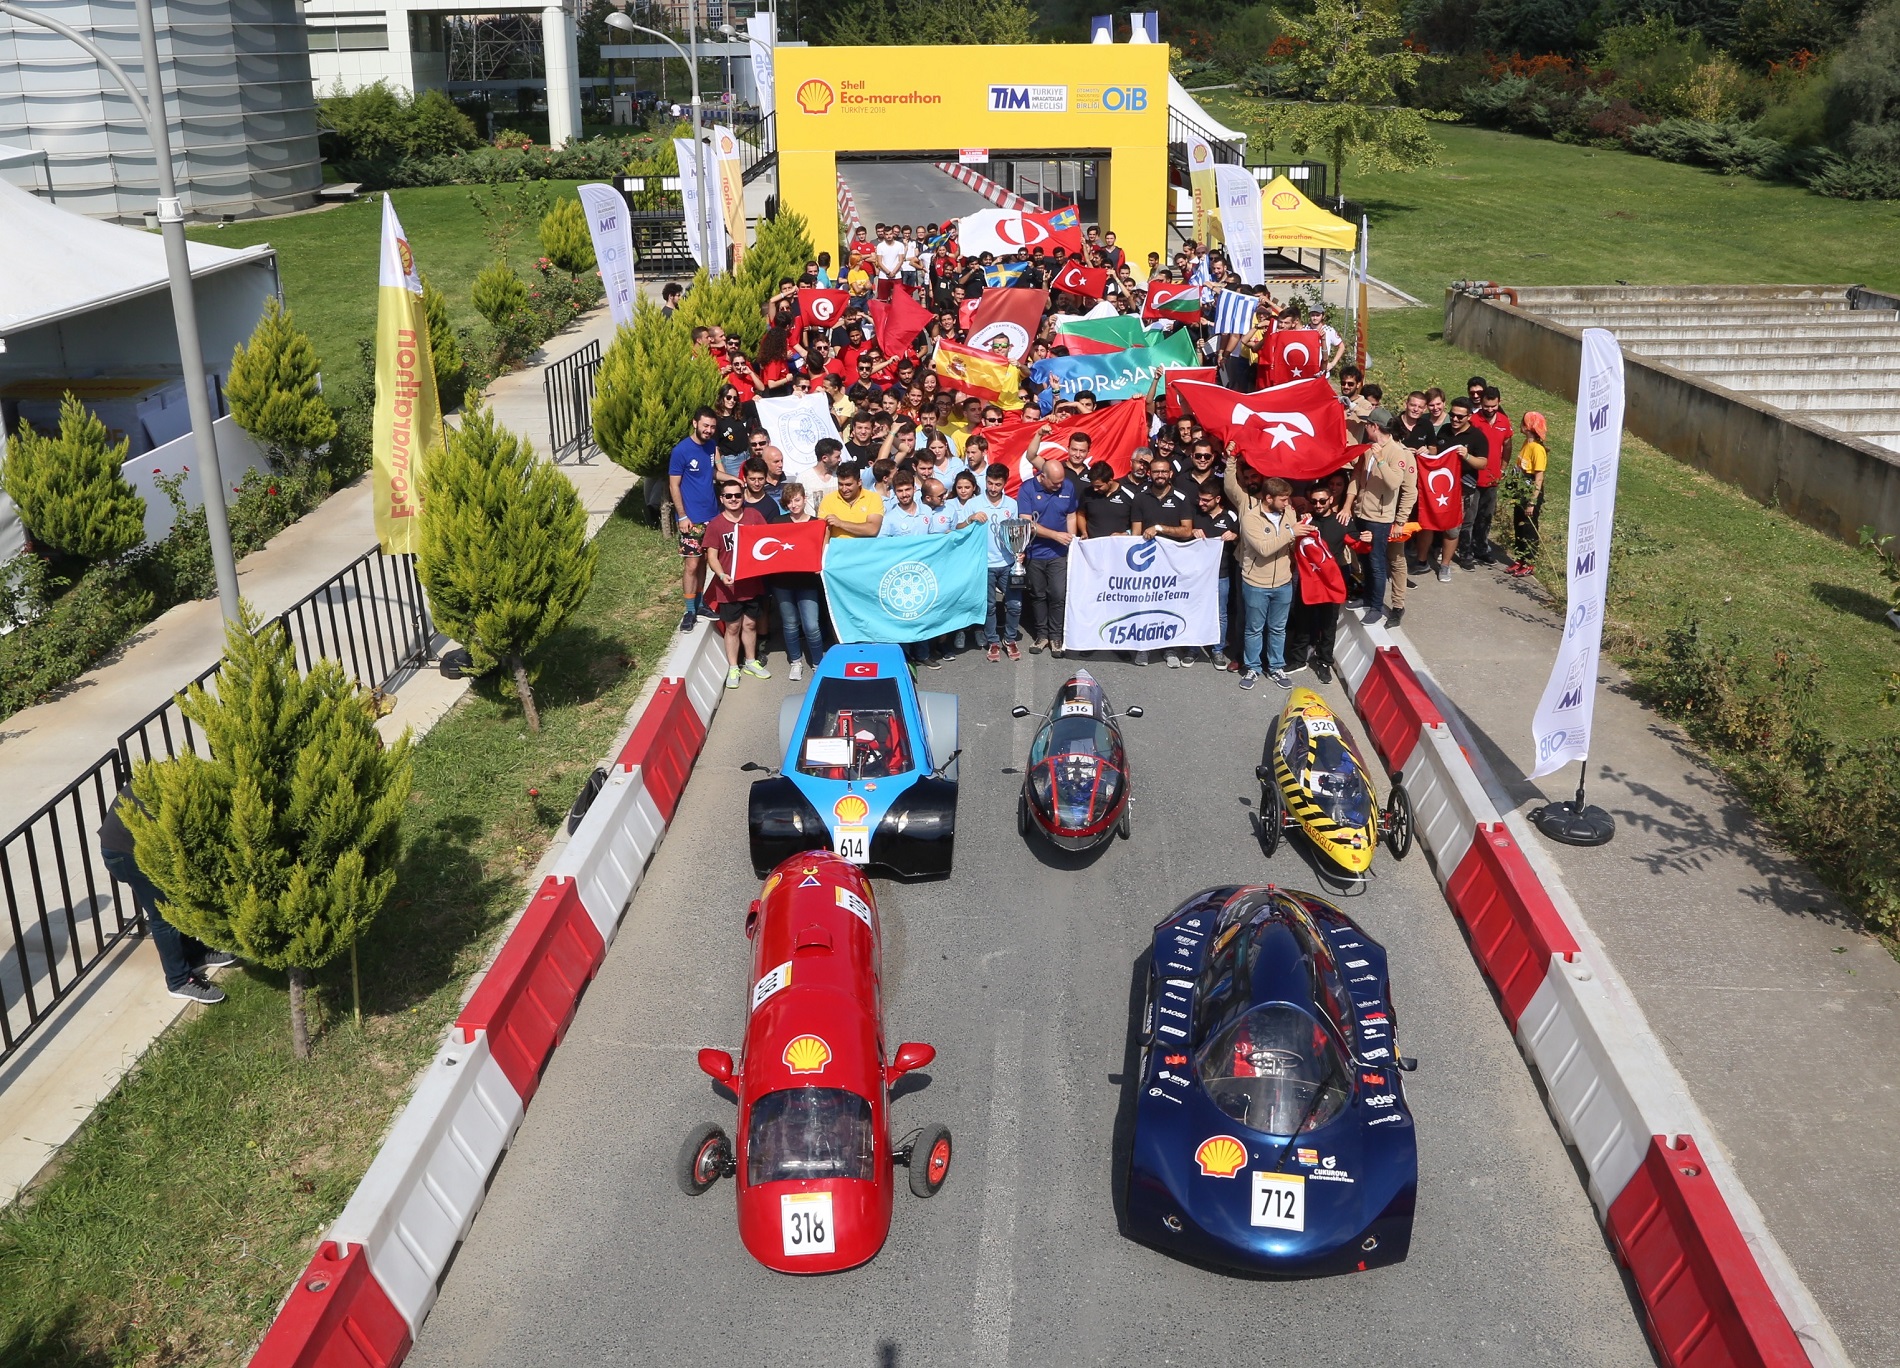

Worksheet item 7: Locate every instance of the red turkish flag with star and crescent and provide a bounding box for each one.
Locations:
[1265,328,1326,387]
[1163,366,1219,421]
[1414,446,1467,532]
[1295,531,1349,604]
[796,287,849,334]
[1174,376,1359,482]
[1051,260,1109,300]
[733,519,827,576]
[979,401,1149,494]
[869,282,934,358]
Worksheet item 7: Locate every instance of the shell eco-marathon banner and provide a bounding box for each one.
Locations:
[372,196,441,555]
[1065,536,1222,650]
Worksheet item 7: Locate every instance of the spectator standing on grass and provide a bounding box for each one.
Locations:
[766,482,825,682]
[670,406,721,632]
[701,479,772,690]
[1224,455,1307,690]
[1448,398,1496,568]
[1508,412,1549,577]
[99,785,234,1004]
[1019,457,1079,658]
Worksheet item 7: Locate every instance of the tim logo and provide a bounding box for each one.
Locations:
[1573,551,1596,577]
[1558,687,1584,709]
[988,84,1066,112]
[992,86,1031,110]
[1588,404,1611,433]
[1125,540,1159,572]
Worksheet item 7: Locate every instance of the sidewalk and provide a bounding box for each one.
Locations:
[0,302,636,1208]
[1386,561,1898,1366]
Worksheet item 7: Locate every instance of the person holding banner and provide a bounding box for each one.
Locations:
[1018,458,1079,658]
[702,480,773,690]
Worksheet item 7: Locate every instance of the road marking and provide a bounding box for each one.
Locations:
[970,1008,1025,1368]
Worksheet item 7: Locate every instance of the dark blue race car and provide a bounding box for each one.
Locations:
[746,644,959,879]
[1126,884,1418,1277]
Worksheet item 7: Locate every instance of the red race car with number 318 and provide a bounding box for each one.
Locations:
[677,852,951,1273]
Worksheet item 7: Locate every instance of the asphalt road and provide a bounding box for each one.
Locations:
[842,161,998,230]
[411,645,1657,1368]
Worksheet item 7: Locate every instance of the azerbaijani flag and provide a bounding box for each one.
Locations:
[932,338,1024,408]
[372,196,441,555]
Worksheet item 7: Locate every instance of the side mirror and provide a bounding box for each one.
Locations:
[697,1048,737,1084]
[1010,705,1030,718]
[740,761,764,772]
[887,1041,936,1083]
[1254,764,1273,783]
[1395,1056,1419,1073]
[1123,705,1144,718]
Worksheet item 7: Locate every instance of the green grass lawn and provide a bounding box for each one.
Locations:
[0,502,677,1368]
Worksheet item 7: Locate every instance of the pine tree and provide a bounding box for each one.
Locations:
[676,267,768,351]
[421,274,465,402]
[737,208,814,303]
[472,261,529,326]
[539,195,597,276]
[226,296,339,465]
[417,401,596,731]
[593,295,722,477]
[1,392,147,562]
[122,605,413,1059]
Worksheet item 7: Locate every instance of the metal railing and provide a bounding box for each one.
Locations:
[0,548,434,1071]
[734,112,775,183]
[544,338,603,465]
[1168,106,1245,165]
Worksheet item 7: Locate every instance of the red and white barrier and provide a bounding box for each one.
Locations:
[931,162,1032,211]
[837,172,863,235]
[1333,613,1845,1368]
[249,625,733,1366]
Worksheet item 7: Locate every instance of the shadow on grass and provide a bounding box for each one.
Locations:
[1809,580,1895,627]
[0,1307,116,1368]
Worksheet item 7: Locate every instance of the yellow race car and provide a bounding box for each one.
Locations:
[1253,688,1413,883]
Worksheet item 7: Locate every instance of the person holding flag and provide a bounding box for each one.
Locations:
[1286,481,1350,683]
[702,478,773,690]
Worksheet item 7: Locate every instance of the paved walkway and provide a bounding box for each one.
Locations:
[1387,561,1898,1366]
[0,302,635,1207]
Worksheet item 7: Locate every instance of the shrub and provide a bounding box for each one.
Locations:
[1,392,147,563]
[538,195,596,275]
[1629,117,1789,174]
[472,261,529,326]
[1823,0,1900,171]
[420,275,466,402]
[0,562,154,715]
[593,296,721,478]
[676,268,768,352]
[226,296,338,464]
[319,83,480,178]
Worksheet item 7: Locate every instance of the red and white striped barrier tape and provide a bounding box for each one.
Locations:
[932,162,1032,211]
[836,172,862,235]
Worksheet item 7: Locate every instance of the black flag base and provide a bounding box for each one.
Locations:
[1530,764,1616,846]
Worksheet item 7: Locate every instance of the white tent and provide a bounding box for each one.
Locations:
[1168,76,1248,151]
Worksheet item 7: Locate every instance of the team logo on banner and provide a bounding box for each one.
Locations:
[1065,535,1222,650]
[878,561,940,621]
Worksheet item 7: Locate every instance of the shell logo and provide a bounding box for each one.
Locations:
[396,237,415,276]
[833,793,869,825]
[796,79,834,115]
[1271,191,1301,211]
[1193,141,1209,161]
[1195,1134,1249,1179]
[782,1034,832,1073]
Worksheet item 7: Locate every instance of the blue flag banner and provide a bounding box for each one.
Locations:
[984,261,1028,288]
[823,524,989,643]
[1030,330,1198,412]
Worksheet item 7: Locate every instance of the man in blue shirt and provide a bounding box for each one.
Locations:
[1017,455,1079,657]
[877,469,942,667]
[669,406,721,631]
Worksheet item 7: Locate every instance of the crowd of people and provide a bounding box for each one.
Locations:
[667,218,1551,693]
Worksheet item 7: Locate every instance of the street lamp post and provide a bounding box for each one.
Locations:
[0,0,242,622]
[605,1,712,274]
[717,11,774,118]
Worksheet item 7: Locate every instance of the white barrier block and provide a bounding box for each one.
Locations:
[1401,722,1495,881]
[328,1029,523,1334]
[1335,614,1379,696]
[550,765,668,945]
[675,623,728,726]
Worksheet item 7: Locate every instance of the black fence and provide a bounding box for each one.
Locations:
[0,548,434,1071]
[544,338,603,465]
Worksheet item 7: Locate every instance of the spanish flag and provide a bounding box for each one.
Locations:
[372,196,441,554]
[932,339,1023,409]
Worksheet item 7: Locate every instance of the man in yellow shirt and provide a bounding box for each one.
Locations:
[818,461,885,538]
[1508,411,1549,576]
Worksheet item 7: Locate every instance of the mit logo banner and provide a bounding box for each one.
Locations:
[1064,536,1223,651]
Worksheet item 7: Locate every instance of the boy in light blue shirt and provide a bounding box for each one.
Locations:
[966,461,1022,661]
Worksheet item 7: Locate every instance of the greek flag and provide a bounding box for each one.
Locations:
[1213,288,1257,336]
[1190,256,1212,287]
[823,523,989,643]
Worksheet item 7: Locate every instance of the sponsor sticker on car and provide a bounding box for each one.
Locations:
[752,960,792,1012]
[1251,1172,1305,1230]
[835,885,874,928]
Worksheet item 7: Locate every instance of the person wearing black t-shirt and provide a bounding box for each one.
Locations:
[1079,461,1138,538]
[843,412,880,468]
[1392,391,1434,449]
[1132,454,1199,668]
[1193,482,1239,669]
[712,387,749,476]
[1287,482,1350,683]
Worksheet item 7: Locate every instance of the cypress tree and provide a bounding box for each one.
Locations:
[421,274,465,402]
[417,400,596,730]
[539,195,596,276]
[122,605,414,1059]
[0,392,147,562]
[676,267,768,351]
[593,296,722,477]
[472,261,529,326]
[226,296,339,464]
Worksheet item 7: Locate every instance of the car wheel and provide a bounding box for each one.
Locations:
[1259,775,1284,858]
[1385,782,1415,861]
[677,1122,731,1195]
[1118,801,1131,841]
[1017,788,1030,839]
[909,1124,952,1198]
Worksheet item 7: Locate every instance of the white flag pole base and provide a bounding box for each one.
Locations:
[1529,761,1617,846]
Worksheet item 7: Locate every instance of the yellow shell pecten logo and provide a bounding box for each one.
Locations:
[833,793,869,825]
[1195,1134,1249,1178]
[796,78,835,114]
[396,237,415,276]
[783,1034,832,1073]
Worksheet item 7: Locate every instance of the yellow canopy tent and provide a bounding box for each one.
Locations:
[1258,175,1358,252]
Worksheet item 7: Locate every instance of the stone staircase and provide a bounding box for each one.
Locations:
[1505,285,1900,456]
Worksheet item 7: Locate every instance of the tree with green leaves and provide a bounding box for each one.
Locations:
[417,400,596,731]
[123,605,413,1058]
[1,392,147,563]
[737,208,815,302]
[226,296,338,465]
[420,275,465,403]
[539,195,597,276]
[1248,0,1454,200]
[472,261,529,326]
[676,267,768,351]
[593,296,722,478]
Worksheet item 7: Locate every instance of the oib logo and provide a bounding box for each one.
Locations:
[833,793,870,825]
[782,1034,832,1074]
[796,79,834,114]
[1195,1135,1249,1178]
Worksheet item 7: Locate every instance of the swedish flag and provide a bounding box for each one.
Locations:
[984,261,1028,288]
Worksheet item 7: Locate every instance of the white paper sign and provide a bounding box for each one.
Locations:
[754,393,843,482]
[1064,535,1223,651]
[576,183,637,328]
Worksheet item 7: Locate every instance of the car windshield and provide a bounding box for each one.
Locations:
[1029,716,1122,827]
[1029,715,1118,765]
[1280,714,1373,828]
[797,677,911,780]
[1197,1004,1350,1136]
[746,1087,877,1185]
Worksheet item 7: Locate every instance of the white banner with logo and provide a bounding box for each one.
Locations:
[1212,163,1263,286]
[673,137,726,274]
[1530,327,1624,778]
[746,13,775,118]
[1065,535,1222,650]
[1186,139,1217,245]
[576,183,637,327]
[754,392,842,482]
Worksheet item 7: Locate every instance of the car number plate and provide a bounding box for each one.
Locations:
[780,1191,836,1256]
[1251,1172,1305,1231]
[834,826,869,863]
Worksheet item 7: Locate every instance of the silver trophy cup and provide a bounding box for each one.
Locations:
[1001,517,1035,584]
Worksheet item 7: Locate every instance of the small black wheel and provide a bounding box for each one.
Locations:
[1117,801,1131,841]
[677,1122,731,1195]
[908,1124,952,1198]
[1259,776,1284,858]
[1385,782,1415,861]
[1017,788,1031,839]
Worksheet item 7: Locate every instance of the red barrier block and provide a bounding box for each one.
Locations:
[1608,1136,1809,1368]
[1352,646,1444,772]
[457,877,605,1103]
[615,679,708,821]
[248,1241,410,1368]
[1443,824,1581,1028]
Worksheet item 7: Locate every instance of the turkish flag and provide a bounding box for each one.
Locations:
[797,287,849,334]
[1415,446,1467,531]
[1265,328,1326,386]
[870,283,933,358]
[966,288,1048,362]
[958,297,980,332]
[1163,366,1219,421]
[1295,533,1349,605]
[1175,376,1356,482]
[1052,260,1108,299]
[734,519,826,576]
[1143,281,1203,323]
[844,660,879,677]
[1026,205,1085,253]
[981,401,1149,494]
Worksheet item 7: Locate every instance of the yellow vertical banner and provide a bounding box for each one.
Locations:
[372,195,441,555]
[714,125,747,271]
[1186,137,1218,247]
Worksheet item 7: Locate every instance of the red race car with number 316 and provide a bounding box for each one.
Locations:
[677,852,951,1273]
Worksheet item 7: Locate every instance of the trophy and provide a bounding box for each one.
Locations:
[1001,517,1035,584]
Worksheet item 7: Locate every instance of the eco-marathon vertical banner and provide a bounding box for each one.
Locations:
[1186,138,1217,246]
[713,125,747,272]
[1530,327,1625,778]
[675,135,728,274]
[577,182,638,327]
[372,196,441,554]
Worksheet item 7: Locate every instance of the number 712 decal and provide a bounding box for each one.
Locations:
[1250,1172,1305,1231]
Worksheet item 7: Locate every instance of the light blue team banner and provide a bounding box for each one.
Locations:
[822,523,989,644]
[1029,330,1198,412]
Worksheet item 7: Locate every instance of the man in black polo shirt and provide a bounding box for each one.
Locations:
[1133,453,1199,668]
[1079,459,1141,664]
[843,412,880,468]
[1192,481,1239,669]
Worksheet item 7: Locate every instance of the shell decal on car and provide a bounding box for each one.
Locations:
[1195,1134,1249,1179]
[833,793,870,825]
[782,1034,832,1074]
